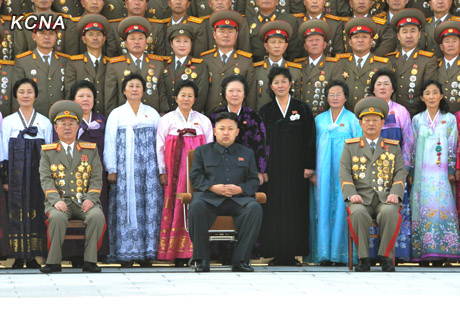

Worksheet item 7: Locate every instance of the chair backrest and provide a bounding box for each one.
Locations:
[187,149,195,194]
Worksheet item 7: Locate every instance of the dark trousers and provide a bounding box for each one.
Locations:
[188,198,263,264]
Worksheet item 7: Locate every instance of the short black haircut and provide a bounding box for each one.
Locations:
[416,79,450,115]
[175,80,198,98]
[121,73,146,96]
[369,68,397,97]
[268,66,292,86]
[13,77,39,99]
[69,80,97,101]
[214,111,239,126]
[221,74,248,102]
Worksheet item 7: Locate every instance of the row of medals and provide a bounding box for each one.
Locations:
[51,162,92,202]
[352,152,395,192]
[1,35,12,60]
[449,75,460,104]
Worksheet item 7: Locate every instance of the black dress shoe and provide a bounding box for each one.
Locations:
[195,259,210,272]
[82,261,101,273]
[381,257,395,272]
[40,264,62,274]
[11,259,24,269]
[355,257,371,272]
[232,261,254,272]
[25,259,41,269]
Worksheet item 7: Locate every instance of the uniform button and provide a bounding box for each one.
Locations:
[373,163,375,166]
[97,90,100,94]
[50,93,53,96]
[48,77,52,80]
[372,179,375,182]
[221,73,224,76]
[219,92,222,95]
[398,94,401,97]
[143,99,147,102]
[71,189,74,192]
[72,196,75,200]
[307,91,310,94]
[354,97,357,100]
[70,172,73,175]
[96,81,100,84]
[355,87,358,90]
[307,82,311,85]
[372,171,375,174]
[401,76,404,79]
[306,100,310,103]
[71,180,74,183]
[399,85,403,88]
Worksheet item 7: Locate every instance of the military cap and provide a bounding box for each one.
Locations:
[434,20,460,44]
[354,97,389,119]
[117,16,152,39]
[49,100,83,123]
[167,23,195,42]
[390,8,425,30]
[32,12,60,32]
[258,20,293,42]
[298,19,332,42]
[209,10,244,30]
[345,17,377,37]
[77,14,110,37]
[0,25,4,41]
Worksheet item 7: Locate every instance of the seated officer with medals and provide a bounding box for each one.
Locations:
[339,97,406,272]
[39,101,106,273]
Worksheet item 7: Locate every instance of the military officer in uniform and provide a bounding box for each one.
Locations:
[0,25,13,117]
[13,20,68,116]
[163,24,208,112]
[39,101,106,274]
[201,10,256,115]
[321,0,350,17]
[65,14,109,114]
[436,20,460,113]
[244,0,301,62]
[296,19,342,116]
[101,0,127,20]
[339,17,393,110]
[0,12,14,60]
[387,9,437,116]
[0,0,33,16]
[190,0,212,17]
[52,0,84,16]
[104,16,168,114]
[254,20,301,109]
[236,0,306,17]
[146,0,171,19]
[343,0,397,57]
[339,97,406,272]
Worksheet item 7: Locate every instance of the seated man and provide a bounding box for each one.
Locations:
[188,112,263,272]
[339,97,406,272]
[39,101,106,273]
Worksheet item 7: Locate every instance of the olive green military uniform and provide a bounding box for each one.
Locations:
[190,0,213,17]
[146,0,171,19]
[407,0,433,19]
[253,57,301,110]
[101,0,127,20]
[0,59,14,117]
[245,12,301,62]
[0,0,32,16]
[342,16,397,57]
[423,14,460,59]
[201,48,256,115]
[387,50,438,117]
[163,55,209,112]
[296,55,342,116]
[105,54,169,114]
[13,49,68,116]
[52,0,84,17]
[65,53,108,114]
[322,0,350,17]
[236,0,306,17]
[203,15,251,52]
[438,58,460,114]
[338,53,393,110]
[164,15,208,58]
[1,16,14,60]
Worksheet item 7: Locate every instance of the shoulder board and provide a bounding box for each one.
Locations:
[108,56,126,63]
[56,52,70,58]
[374,12,387,18]
[201,15,211,20]
[190,57,203,63]
[236,50,253,58]
[1,15,11,21]
[253,60,265,67]
[147,54,164,61]
[385,51,398,56]
[57,13,71,19]
[162,17,172,23]
[293,57,307,63]
[384,138,399,145]
[345,137,360,144]
[426,17,432,23]
[108,18,123,23]
[15,51,33,59]
[71,16,81,22]
[336,53,351,59]
[325,56,339,62]
[187,16,203,24]
[0,59,15,65]
[418,50,434,57]
[41,143,58,151]
[324,14,341,21]
[148,18,166,23]
[341,17,351,22]
[292,13,305,18]
[451,16,460,22]
[372,17,386,25]
[286,61,301,69]
[201,48,216,56]
[373,56,389,63]
[69,54,84,61]
[79,142,97,149]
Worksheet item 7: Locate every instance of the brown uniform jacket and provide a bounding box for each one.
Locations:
[438,57,460,114]
[1,16,14,60]
[164,15,208,58]
[0,59,14,117]
[203,15,251,53]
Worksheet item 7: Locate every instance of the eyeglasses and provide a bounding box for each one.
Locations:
[328,93,344,98]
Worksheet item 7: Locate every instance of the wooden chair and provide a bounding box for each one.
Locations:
[177,149,266,242]
[64,220,86,240]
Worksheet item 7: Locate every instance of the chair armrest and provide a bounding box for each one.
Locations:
[255,192,266,204]
[176,193,192,204]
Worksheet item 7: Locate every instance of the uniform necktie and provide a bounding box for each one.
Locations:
[94,59,99,72]
[435,19,441,29]
[310,62,314,69]
[272,62,278,68]
[135,58,141,73]
[66,145,73,165]
[370,141,375,154]
[43,55,49,65]
[357,57,363,69]
[447,62,451,71]
[176,60,181,70]
[403,53,408,61]
[222,54,227,65]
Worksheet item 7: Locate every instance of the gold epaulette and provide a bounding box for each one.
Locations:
[69,54,84,61]
[236,50,253,58]
[201,48,216,56]
[0,59,14,65]
[418,50,435,57]
[324,14,341,21]
[16,51,33,59]
[108,55,126,63]
[451,16,460,22]
[147,54,165,61]
[345,137,360,144]
[78,142,97,149]
[187,16,203,24]
[1,15,11,21]
[201,15,211,20]
[148,18,166,23]
[292,13,305,18]
[426,17,432,23]
[384,138,399,145]
[372,16,386,25]
[41,143,59,151]
[341,16,351,22]
[374,12,387,18]
[293,57,307,63]
[336,53,351,59]
[286,61,301,69]
[57,13,71,19]
[385,51,398,56]
[190,57,203,63]
[56,52,70,58]
[253,60,264,67]
[325,56,339,62]
[71,16,81,22]
[162,17,172,23]
[108,18,123,23]
[373,56,389,63]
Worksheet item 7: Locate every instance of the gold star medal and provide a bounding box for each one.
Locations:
[352,156,359,163]
[342,71,349,79]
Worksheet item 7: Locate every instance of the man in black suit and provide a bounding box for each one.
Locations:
[188,112,263,273]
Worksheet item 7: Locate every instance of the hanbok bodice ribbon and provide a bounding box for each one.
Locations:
[78,121,100,139]
[172,128,196,194]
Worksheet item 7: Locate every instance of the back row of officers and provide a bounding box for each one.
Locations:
[5,0,460,120]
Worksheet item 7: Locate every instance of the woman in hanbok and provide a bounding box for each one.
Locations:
[2,78,52,268]
[258,67,316,266]
[104,73,163,266]
[409,80,460,264]
[0,114,8,261]
[156,81,213,266]
[370,69,414,262]
[307,80,362,265]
